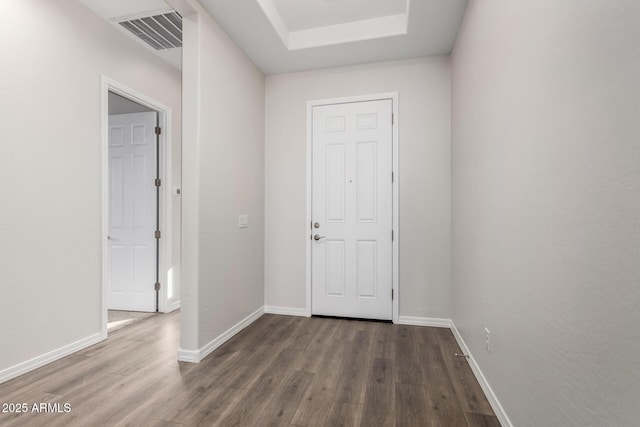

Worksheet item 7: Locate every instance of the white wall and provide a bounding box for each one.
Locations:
[451,0,640,425]
[0,0,181,376]
[180,2,265,355]
[265,58,451,319]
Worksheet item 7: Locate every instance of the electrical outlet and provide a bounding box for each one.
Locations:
[484,327,491,353]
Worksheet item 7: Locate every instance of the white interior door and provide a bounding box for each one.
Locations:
[108,112,157,312]
[311,99,393,320]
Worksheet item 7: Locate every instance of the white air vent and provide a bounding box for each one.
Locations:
[116,11,182,50]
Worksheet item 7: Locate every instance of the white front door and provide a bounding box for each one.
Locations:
[108,112,157,312]
[311,99,394,320]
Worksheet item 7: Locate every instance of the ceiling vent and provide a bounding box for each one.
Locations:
[116,11,182,50]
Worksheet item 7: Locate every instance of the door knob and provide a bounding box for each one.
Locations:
[314,234,325,241]
[314,222,320,228]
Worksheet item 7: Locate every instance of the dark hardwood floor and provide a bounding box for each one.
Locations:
[0,311,500,426]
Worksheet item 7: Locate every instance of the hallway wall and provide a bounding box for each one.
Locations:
[451,0,640,425]
[180,1,266,356]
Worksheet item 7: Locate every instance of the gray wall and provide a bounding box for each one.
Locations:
[180,3,265,354]
[451,0,640,425]
[265,57,452,319]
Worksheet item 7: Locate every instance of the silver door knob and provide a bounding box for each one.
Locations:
[314,234,325,241]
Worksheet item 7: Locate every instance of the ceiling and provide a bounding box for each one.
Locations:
[253,0,410,51]
[108,92,155,115]
[199,0,468,75]
[272,0,407,31]
[78,0,469,75]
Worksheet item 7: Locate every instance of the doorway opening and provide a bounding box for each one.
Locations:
[101,77,175,339]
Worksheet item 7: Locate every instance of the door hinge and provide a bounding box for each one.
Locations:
[154,282,161,291]
[155,126,162,135]
[392,114,394,125]
[155,178,162,187]
[392,289,394,300]
[155,230,161,239]
[392,230,394,241]
[392,171,394,183]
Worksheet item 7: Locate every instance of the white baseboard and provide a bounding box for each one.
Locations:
[177,348,200,363]
[178,306,265,363]
[0,333,103,385]
[398,315,452,328]
[264,305,309,317]
[450,321,513,427]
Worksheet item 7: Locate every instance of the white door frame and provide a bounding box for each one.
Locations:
[306,92,399,324]
[100,76,174,339]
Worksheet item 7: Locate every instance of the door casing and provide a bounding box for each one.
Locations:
[306,92,399,323]
[101,76,176,339]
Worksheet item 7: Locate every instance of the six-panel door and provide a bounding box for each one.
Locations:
[108,112,157,312]
[311,99,393,320]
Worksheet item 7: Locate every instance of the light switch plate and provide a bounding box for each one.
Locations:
[238,215,249,228]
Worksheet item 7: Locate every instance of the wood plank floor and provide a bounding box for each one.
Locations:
[0,312,500,426]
